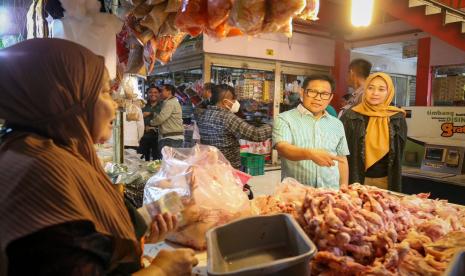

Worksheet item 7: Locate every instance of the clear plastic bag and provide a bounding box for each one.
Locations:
[144,145,251,249]
[155,32,186,64]
[204,20,242,39]
[298,0,320,21]
[165,0,182,12]
[159,13,179,36]
[140,3,168,35]
[263,0,305,34]
[126,102,141,121]
[174,0,208,37]
[133,2,154,18]
[228,0,266,35]
[207,0,232,29]
[125,38,146,76]
[277,18,293,38]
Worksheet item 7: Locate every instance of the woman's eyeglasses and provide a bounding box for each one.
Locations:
[304,89,334,100]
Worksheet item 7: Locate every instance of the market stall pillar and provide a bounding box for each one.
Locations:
[203,54,212,83]
[332,40,350,111]
[272,61,282,165]
[416,37,432,106]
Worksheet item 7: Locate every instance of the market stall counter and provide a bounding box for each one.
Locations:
[402,166,465,205]
[102,142,465,275]
[141,147,465,275]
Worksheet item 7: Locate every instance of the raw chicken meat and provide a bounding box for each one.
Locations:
[144,145,251,250]
[252,179,465,275]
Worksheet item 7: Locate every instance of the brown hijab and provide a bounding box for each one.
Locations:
[0,39,137,255]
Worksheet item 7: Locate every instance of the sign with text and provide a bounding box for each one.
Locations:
[404,106,465,141]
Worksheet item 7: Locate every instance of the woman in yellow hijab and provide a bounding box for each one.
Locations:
[340,72,407,191]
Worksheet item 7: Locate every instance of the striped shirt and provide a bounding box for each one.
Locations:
[273,104,350,189]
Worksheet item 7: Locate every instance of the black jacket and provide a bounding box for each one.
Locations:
[340,109,407,192]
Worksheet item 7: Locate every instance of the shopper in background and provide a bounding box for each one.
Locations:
[273,74,349,189]
[197,84,272,169]
[140,86,163,160]
[339,58,372,117]
[0,38,197,275]
[340,72,407,192]
[151,84,184,155]
[181,87,195,125]
[193,83,215,119]
[191,83,215,146]
[325,105,338,117]
[194,82,214,109]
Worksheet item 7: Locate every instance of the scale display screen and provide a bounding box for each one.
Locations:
[425,148,445,161]
[421,144,465,175]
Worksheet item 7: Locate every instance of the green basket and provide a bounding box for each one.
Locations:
[240,153,265,176]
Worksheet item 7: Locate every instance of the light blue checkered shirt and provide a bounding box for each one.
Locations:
[273,104,350,189]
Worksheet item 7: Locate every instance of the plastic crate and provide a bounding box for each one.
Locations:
[206,214,317,276]
[240,153,265,176]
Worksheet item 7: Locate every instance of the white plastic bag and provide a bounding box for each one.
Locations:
[126,102,141,121]
[144,145,251,249]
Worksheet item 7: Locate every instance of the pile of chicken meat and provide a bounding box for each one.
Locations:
[252,179,465,275]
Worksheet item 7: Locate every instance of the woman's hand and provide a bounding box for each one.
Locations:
[134,249,198,276]
[145,213,177,244]
[152,249,198,276]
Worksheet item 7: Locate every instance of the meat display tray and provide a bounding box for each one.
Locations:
[206,214,317,276]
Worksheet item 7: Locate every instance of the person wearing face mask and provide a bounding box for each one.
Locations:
[196,84,272,169]
[340,72,407,192]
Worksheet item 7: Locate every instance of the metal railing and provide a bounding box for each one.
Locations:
[429,0,465,15]
[437,0,465,10]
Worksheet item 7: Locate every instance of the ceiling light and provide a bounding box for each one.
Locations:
[351,0,375,27]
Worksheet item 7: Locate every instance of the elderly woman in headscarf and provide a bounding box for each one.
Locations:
[0,39,197,275]
[340,72,407,192]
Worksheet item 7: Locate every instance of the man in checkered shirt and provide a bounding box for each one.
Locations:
[196,84,272,169]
